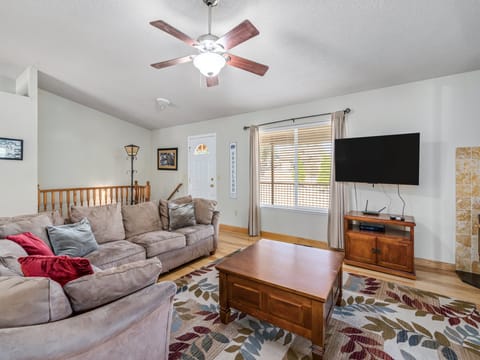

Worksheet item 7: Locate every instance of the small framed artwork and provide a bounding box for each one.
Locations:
[157,147,178,170]
[0,137,23,160]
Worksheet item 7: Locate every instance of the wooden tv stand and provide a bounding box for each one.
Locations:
[344,211,416,279]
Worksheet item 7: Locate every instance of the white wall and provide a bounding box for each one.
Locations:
[38,90,152,189]
[0,68,38,216]
[151,70,480,264]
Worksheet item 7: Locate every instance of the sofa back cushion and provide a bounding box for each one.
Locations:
[193,198,218,225]
[63,258,162,313]
[122,202,162,238]
[0,276,72,328]
[70,203,125,243]
[47,218,98,257]
[0,214,53,248]
[159,195,193,230]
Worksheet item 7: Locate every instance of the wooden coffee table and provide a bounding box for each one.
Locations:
[216,239,344,359]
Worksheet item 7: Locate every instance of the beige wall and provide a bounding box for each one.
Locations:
[38,90,152,190]
[151,70,480,264]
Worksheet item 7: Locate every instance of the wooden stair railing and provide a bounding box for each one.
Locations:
[167,183,183,201]
[38,181,151,218]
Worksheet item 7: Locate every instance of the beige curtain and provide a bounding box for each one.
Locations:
[327,111,347,249]
[248,126,260,236]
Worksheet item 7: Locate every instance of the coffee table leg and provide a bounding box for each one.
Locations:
[219,272,231,324]
[336,265,343,306]
[311,300,325,360]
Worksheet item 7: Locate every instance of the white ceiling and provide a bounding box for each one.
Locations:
[1,0,480,129]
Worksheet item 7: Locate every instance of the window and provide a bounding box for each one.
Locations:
[259,120,332,211]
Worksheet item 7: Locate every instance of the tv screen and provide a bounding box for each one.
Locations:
[334,132,420,185]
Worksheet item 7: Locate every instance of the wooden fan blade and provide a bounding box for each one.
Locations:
[206,76,219,87]
[150,20,197,47]
[216,20,259,50]
[151,56,192,69]
[227,54,269,76]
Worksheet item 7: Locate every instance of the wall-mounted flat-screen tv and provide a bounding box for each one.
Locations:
[334,132,420,185]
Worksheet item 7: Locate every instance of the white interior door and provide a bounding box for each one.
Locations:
[188,134,216,200]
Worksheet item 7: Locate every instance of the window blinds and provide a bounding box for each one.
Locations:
[259,121,332,210]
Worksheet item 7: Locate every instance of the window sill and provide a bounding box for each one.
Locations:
[260,205,328,215]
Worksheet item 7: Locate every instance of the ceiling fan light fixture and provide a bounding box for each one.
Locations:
[193,52,226,77]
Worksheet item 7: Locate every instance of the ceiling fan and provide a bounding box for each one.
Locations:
[150,0,269,87]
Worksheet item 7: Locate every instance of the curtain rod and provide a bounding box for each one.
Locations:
[243,108,351,130]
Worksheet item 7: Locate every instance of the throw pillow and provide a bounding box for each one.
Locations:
[6,232,55,256]
[63,258,162,313]
[47,218,98,257]
[122,201,162,238]
[0,276,72,328]
[0,239,28,257]
[159,195,193,230]
[193,198,218,225]
[70,203,125,243]
[168,202,196,231]
[18,255,94,286]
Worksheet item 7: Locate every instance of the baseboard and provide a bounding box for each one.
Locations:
[220,224,456,273]
[414,257,456,272]
[260,231,329,249]
[219,224,249,235]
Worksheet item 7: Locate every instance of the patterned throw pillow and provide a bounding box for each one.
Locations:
[168,202,196,231]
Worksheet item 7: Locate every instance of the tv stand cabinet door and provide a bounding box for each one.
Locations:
[345,232,376,264]
[376,236,413,272]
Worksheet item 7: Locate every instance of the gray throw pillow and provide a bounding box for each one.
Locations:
[47,218,98,257]
[168,202,196,230]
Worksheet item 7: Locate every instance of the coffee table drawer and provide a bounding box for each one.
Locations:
[227,274,312,329]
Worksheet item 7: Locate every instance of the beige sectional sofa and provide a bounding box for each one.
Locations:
[0,196,219,359]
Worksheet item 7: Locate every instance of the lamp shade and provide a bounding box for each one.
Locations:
[124,144,140,156]
[193,52,226,77]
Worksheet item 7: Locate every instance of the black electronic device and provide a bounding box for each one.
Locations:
[359,223,385,232]
[334,133,420,185]
[361,200,386,216]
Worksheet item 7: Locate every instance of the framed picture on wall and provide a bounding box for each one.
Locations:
[157,147,178,170]
[0,137,23,160]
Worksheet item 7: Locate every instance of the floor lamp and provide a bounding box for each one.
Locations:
[124,144,140,205]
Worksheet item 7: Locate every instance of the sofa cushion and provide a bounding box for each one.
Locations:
[128,231,186,257]
[70,203,125,243]
[47,218,98,257]
[122,202,162,238]
[0,257,22,276]
[63,258,162,313]
[6,232,55,256]
[169,202,196,231]
[0,276,72,328]
[0,210,64,227]
[84,240,146,269]
[159,195,193,230]
[19,255,94,286]
[174,224,214,246]
[0,214,53,247]
[0,239,28,257]
[193,198,217,225]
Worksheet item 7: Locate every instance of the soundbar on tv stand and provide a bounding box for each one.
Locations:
[362,200,386,216]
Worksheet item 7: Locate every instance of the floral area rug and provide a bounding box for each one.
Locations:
[169,258,480,360]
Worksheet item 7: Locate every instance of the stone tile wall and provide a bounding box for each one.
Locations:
[456,147,480,274]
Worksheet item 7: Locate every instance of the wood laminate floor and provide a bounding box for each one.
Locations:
[159,230,480,307]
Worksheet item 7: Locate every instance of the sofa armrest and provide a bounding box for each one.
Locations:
[0,281,176,360]
[211,210,220,250]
